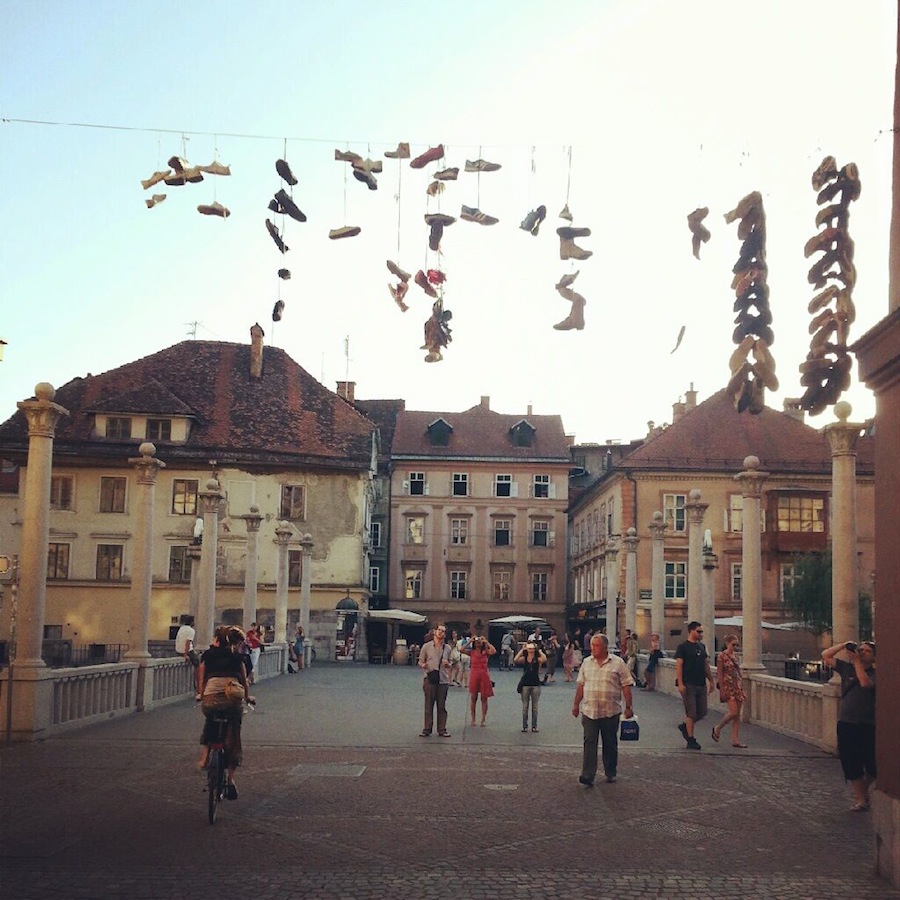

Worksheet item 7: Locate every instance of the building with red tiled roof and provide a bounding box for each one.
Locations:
[567,386,875,652]
[0,328,378,652]
[388,395,572,641]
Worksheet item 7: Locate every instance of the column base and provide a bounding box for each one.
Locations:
[873,790,900,888]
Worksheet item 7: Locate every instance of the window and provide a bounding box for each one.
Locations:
[106,417,132,439]
[280,484,306,521]
[406,516,425,544]
[531,520,550,547]
[450,570,467,600]
[780,561,799,601]
[452,473,468,497]
[146,418,171,441]
[450,518,468,545]
[493,570,511,601]
[99,476,126,513]
[532,474,550,498]
[50,475,74,510]
[370,521,382,549]
[531,572,548,602]
[0,459,19,495]
[494,474,512,497]
[732,563,742,602]
[664,560,687,600]
[404,568,423,599]
[494,518,511,547]
[96,544,123,581]
[776,495,825,533]
[409,472,425,495]
[172,479,198,515]
[168,546,192,583]
[47,543,70,579]
[663,493,686,532]
[288,549,302,586]
[369,566,380,593]
[728,495,743,532]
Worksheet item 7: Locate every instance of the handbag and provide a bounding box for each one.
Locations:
[202,676,245,711]
[426,669,440,685]
[619,715,640,741]
[516,676,524,694]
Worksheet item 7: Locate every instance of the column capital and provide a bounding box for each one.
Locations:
[242,505,264,534]
[622,526,639,553]
[604,535,619,561]
[823,402,863,458]
[734,455,770,498]
[198,477,224,514]
[17,383,68,438]
[274,520,294,544]
[702,550,718,571]
[128,442,166,485]
[299,532,314,551]
[685,488,709,524]
[648,510,666,540]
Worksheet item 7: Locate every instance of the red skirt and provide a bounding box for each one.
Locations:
[469,670,494,698]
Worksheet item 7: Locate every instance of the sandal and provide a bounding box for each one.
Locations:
[732,742,748,748]
[850,801,870,812]
[711,727,720,743]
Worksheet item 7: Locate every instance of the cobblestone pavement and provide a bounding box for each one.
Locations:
[1,663,895,899]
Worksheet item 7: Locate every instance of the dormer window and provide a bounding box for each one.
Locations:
[509,420,535,448]
[147,418,172,441]
[427,418,453,446]
[106,417,132,439]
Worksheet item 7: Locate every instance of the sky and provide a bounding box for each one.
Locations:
[1,0,896,446]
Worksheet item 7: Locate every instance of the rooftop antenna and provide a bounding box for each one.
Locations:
[343,335,352,398]
[185,321,199,339]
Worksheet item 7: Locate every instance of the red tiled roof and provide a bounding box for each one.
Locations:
[619,388,874,476]
[392,404,570,461]
[0,340,375,469]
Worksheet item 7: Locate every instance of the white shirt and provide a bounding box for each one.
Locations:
[576,653,634,719]
[174,624,195,654]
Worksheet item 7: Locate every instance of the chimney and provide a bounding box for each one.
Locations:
[782,398,805,422]
[527,404,533,416]
[250,323,265,379]
[672,396,686,423]
[685,382,698,410]
[336,381,356,403]
[480,395,490,410]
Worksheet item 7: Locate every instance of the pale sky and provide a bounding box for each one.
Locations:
[1,0,895,444]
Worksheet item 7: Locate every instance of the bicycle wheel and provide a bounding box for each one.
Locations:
[207,750,221,824]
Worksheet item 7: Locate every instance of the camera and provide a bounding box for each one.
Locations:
[845,641,858,652]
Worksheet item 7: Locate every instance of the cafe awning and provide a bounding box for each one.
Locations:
[367,608,427,624]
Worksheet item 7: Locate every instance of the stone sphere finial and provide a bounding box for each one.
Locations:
[34,382,55,401]
[206,477,219,491]
[249,505,259,514]
[652,510,663,523]
[627,526,636,537]
[138,441,156,457]
[834,400,852,422]
[689,488,702,501]
[743,455,760,470]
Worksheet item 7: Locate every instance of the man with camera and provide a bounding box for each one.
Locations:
[418,624,452,737]
[572,632,634,785]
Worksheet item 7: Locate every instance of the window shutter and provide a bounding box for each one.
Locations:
[549,530,555,547]
[402,479,409,493]
[548,483,556,499]
[510,482,518,498]
[424,483,430,495]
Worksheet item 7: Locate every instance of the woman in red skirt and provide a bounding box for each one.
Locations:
[462,635,497,726]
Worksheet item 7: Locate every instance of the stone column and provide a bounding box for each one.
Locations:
[298,532,313,665]
[648,511,667,649]
[14,383,68,666]
[824,401,862,646]
[623,527,639,634]
[187,544,202,621]
[735,456,769,672]
[124,443,166,660]
[702,544,718,649]
[604,536,619,641]
[241,506,263,628]
[196,478,223,650]
[685,489,708,627]
[274,520,293,645]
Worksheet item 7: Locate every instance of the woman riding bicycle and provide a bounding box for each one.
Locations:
[197,625,253,799]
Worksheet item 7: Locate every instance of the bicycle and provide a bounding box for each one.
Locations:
[205,700,254,825]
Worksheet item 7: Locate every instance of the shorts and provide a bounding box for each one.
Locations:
[837,721,876,782]
[681,684,708,722]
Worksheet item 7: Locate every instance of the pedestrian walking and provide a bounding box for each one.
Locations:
[461,635,496,726]
[674,621,715,750]
[246,623,264,684]
[643,633,663,691]
[500,631,516,670]
[292,625,305,671]
[625,629,641,685]
[822,639,877,811]
[515,641,547,732]
[563,636,577,682]
[544,632,560,683]
[572,633,634,785]
[448,632,462,685]
[712,632,747,747]
[418,624,452,737]
[458,634,471,688]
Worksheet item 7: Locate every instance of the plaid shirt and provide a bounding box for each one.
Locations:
[576,653,634,719]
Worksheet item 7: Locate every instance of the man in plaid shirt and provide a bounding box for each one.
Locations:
[572,632,634,785]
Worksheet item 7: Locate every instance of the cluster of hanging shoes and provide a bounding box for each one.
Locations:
[553,204,592,331]
[266,158,305,322]
[141,155,231,216]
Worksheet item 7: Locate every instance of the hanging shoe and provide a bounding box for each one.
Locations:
[163,172,186,187]
[389,281,409,311]
[278,268,291,280]
[334,148,364,164]
[198,161,231,177]
[520,205,547,236]
[410,144,444,169]
[429,222,444,252]
[553,295,586,331]
[141,170,171,190]
[274,189,307,222]
[460,205,498,225]
[687,207,711,259]
[426,181,445,197]
[424,213,456,227]
[352,158,383,174]
[465,158,501,172]
[558,227,592,260]
[384,142,410,159]
[386,260,412,282]
[559,203,573,222]
[167,155,189,173]
[426,269,446,285]
[183,166,205,184]
[197,202,230,217]
[145,193,167,209]
[352,168,378,190]
[272,300,285,322]
[276,158,298,185]
[328,226,361,239]
[555,270,580,291]
[266,219,289,253]
[433,167,459,181]
[415,270,438,298]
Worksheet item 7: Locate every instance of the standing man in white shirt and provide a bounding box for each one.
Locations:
[572,632,634,785]
[174,616,200,698]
